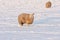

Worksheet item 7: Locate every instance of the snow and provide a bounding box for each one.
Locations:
[0,0,60,40]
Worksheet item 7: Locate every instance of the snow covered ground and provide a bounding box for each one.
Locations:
[0,0,60,40]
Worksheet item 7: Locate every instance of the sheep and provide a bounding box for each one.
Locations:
[46,1,52,8]
[18,13,34,26]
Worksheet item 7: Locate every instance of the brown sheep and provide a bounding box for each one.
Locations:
[46,1,52,8]
[18,13,34,26]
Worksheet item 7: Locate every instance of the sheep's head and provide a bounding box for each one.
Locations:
[29,13,34,19]
[26,13,34,24]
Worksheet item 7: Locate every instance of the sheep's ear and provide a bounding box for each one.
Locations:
[29,13,34,18]
[32,13,34,15]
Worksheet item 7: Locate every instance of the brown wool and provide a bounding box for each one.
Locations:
[18,13,34,26]
[46,1,52,8]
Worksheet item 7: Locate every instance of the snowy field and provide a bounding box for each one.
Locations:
[0,0,60,40]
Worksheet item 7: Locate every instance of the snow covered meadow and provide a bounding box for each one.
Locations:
[0,0,60,40]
